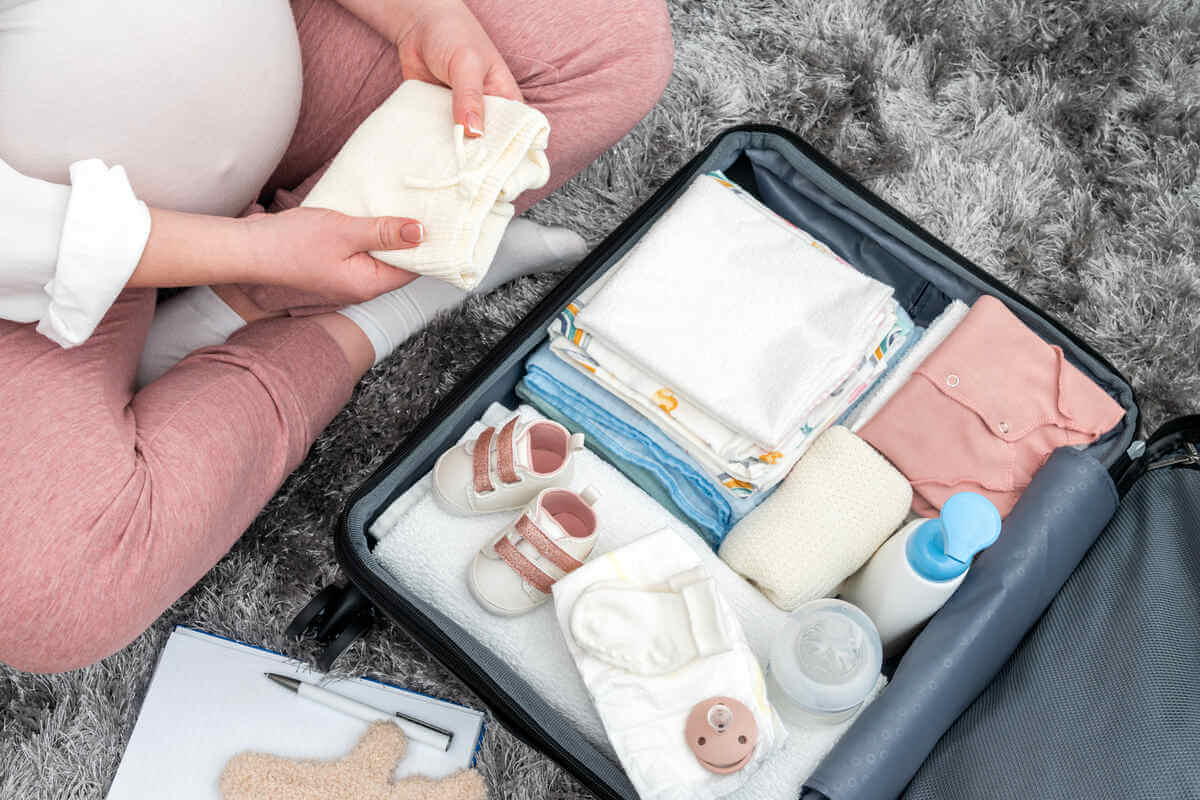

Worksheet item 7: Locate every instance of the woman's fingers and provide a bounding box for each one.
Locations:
[344,214,424,252]
[343,216,423,300]
[484,61,523,103]
[448,48,487,136]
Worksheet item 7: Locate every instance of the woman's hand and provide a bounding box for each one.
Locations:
[241,207,424,304]
[130,207,424,305]
[391,0,522,136]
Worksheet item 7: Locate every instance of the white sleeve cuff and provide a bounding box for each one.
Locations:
[35,159,152,348]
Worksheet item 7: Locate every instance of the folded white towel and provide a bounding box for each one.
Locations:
[553,529,787,800]
[718,426,913,611]
[574,172,894,447]
[844,299,970,432]
[302,80,550,290]
[371,403,792,758]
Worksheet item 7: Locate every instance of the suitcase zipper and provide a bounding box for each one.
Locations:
[1144,442,1200,472]
[1115,415,1200,493]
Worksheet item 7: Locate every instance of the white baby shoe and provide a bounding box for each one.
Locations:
[433,416,584,515]
[569,567,733,675]
[470,486,601,616]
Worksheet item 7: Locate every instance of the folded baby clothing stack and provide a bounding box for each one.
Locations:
[515,379,704,542]
[553,529,787,800]
[542,171,912,506]
[859,295,1127,517]
[519,343,770,548]
[302,79,551,290]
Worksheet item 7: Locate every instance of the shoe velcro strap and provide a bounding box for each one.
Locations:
[496,416,521,485]
[494,536,556,594]
[472,426,495,495]
[516,514,583,573]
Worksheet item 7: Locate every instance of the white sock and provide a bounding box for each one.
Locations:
[339,217,587,366]
[135,285,247,387]
[569,569,732,675]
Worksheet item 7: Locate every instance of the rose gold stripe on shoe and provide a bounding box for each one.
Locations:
[516,514,584,572]
[472,427,495,495]
[494,536,556,594]
[496,417,520,485]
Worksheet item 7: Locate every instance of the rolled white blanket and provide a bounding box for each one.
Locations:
[718,426,912,611]
[302,80,551,290]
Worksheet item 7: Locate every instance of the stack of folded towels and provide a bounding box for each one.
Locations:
[520,171,918,547]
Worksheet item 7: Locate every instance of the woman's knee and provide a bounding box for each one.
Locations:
[0,555,152,673]
[608,0,675,118]
[0,495,157,673]
[0,598,137,674]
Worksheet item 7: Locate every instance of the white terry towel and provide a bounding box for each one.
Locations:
[574,172,894,448]
[371,403,791,758]
[553,529,787,800]
[719,426,913,612]
[302,80,550,290]
[843,299,970,432]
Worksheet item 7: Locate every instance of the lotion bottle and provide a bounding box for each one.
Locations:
[839,491,1002,654]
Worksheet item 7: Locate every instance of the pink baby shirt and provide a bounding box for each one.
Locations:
[859,295,1126,517]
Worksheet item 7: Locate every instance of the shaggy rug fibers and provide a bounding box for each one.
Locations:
[3,1,1199,797]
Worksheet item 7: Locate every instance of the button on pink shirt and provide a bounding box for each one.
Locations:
[860,295,1126,517]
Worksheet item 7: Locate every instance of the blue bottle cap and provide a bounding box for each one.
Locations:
[905,492,1002,582]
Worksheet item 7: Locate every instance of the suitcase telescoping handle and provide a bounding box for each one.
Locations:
[286,583,375,670]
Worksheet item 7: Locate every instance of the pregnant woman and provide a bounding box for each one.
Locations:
[0,0,672,672]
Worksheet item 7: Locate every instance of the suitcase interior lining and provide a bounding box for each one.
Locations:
[340,130,1139,799]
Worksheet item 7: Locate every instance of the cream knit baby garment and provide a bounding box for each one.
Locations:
[718,426,912,611]
[302,80,551,290]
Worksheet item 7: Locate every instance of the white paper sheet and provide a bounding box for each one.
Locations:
[106,626,484,799]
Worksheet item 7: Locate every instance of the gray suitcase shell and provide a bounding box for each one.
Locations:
[292,126,1155,799]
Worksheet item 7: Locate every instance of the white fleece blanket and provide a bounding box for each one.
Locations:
[574,172,894,448]
[303,80,550,290]
[372,403,884,798]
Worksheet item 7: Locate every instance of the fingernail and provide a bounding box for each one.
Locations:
[465,112,483,137]
[401,222,424,243]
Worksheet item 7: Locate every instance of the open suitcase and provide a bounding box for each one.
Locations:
[284,126,1199,799]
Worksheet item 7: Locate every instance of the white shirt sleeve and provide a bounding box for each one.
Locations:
[0,157,152,347]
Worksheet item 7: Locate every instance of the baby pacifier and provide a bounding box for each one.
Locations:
[684,696,758,774]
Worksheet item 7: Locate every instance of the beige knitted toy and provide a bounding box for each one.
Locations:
[220,721,486,800]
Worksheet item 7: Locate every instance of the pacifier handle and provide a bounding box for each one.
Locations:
[684,696,759,775]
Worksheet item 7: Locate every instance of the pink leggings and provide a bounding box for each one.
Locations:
[0,0,672,673]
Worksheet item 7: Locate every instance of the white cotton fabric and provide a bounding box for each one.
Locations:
[842,299,971,431]
[554,530,788,800]
[0,0,303,346]
[303,80,551,290]
[574,173,894,448]
[569,570,733,675]
[0,157,151,347]
[718,426,913,611]
[0,0,302,218]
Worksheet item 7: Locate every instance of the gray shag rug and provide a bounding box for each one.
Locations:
[3,1,1199,797]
